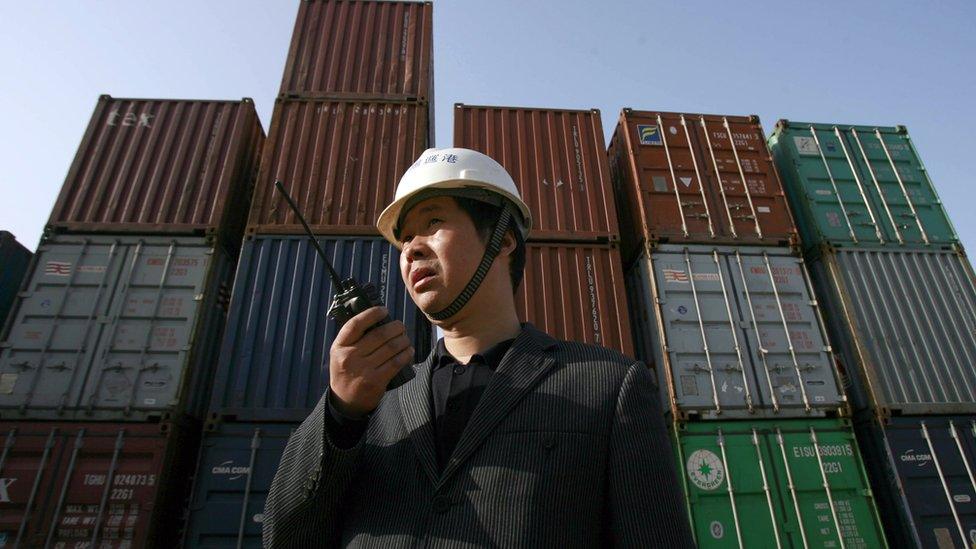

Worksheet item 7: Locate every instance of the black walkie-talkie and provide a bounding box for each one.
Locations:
[274,180,415,390]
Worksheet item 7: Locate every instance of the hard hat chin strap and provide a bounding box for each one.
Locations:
[428,207,515,321]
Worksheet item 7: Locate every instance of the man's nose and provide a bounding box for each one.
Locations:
[403,238,427,262]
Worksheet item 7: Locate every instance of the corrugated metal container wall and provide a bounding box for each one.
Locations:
[855,415,976,549]
[0,234,232,422]
[609,109,797,263]
[518,243,633,356]
[454,104,619,241]
[627,244,845,420]
[0,232,32,330]
[675,419,887,548]
[809,247,976,416]
[280,0,433,101]
[209,236,429,422]
[247,99,429,235]
[769,120,958,252]
[48,96,264,242]
[0,420,198,548]
[183,423,294,547]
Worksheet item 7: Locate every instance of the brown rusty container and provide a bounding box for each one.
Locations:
[518,243,634,357]
[281,0,433,101]
[609,109,797,263]
[48,96,265,242]
[248,98,429,235]
[0,419,199,548]
[455,104,619,242]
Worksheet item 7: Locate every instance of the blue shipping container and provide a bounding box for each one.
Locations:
[855,414,976,549]
[0,231,32,331]
[183,422,294,547]
[209,235,430,422]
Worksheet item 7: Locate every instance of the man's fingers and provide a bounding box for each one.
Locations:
[378,346,415,376]
[352,320,407,358]
[364,333,412,366]
[334,306,390,346]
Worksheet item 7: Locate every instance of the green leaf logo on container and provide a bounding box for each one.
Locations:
[686,449,724,490]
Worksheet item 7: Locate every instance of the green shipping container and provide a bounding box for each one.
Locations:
[675,419,887,548]
[768,121,958,253]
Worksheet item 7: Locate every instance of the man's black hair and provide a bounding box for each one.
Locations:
[453,197,526,293]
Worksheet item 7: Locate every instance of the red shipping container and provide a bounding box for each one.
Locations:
[48,96,265,241]
[248,98,429,235]
[518,243,634,357]
[609,109,797,262]
[280,0,433,101]
[0,420,198,548]
[455,104,619,242]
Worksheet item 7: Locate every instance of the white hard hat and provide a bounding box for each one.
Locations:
[376,147,532,248]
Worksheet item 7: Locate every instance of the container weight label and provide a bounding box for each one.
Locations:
[0,374,16,394]
[793,136,820,155]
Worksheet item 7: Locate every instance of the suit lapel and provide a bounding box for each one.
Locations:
[435,325,557,489]
[398,354,439,484]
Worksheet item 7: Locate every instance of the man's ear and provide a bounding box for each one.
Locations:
[497,229,517,258]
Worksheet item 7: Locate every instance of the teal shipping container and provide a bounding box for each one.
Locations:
[769,121,958,252]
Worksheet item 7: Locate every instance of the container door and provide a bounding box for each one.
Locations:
[676,424,785,547]
[0,238,126,416]
[725,248,843,416]
[693,116,792,244]
[627,256,677,414]
[83,238,216,420]
[650,246,762,419]
[786,125,886,247]
[0,425,64,547]
[35,426,170,547]
[769,422,887,548]
[184,424,294,547]
[626,113,719,243]
[885,418,976,549]
[839,127,957,247]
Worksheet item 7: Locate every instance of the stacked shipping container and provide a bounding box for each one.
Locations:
[0,95,265,546]
[770,120,976,548]
[4,2,971,544]
[611,108,888,546]
[0,232,32,331]
[185,2,434,545]
[455,104,634,356]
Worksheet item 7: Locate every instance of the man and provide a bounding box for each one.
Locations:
[263,148,694,547]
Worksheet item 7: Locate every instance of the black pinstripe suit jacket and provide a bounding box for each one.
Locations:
[263,324,694,548]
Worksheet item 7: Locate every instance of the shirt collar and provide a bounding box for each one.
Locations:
[433,335,517,371]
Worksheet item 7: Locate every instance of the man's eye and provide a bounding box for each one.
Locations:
[428,218,442,227]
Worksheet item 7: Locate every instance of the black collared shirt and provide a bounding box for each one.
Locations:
[325,337,515,472]
[430,337,514,470]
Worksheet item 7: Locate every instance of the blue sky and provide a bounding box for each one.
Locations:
[2,1,974,250]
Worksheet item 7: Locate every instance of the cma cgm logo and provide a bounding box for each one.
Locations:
[900,449,932,467]
[637,124,662,146]
[0,477,15,503]
[213,460,251,481]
